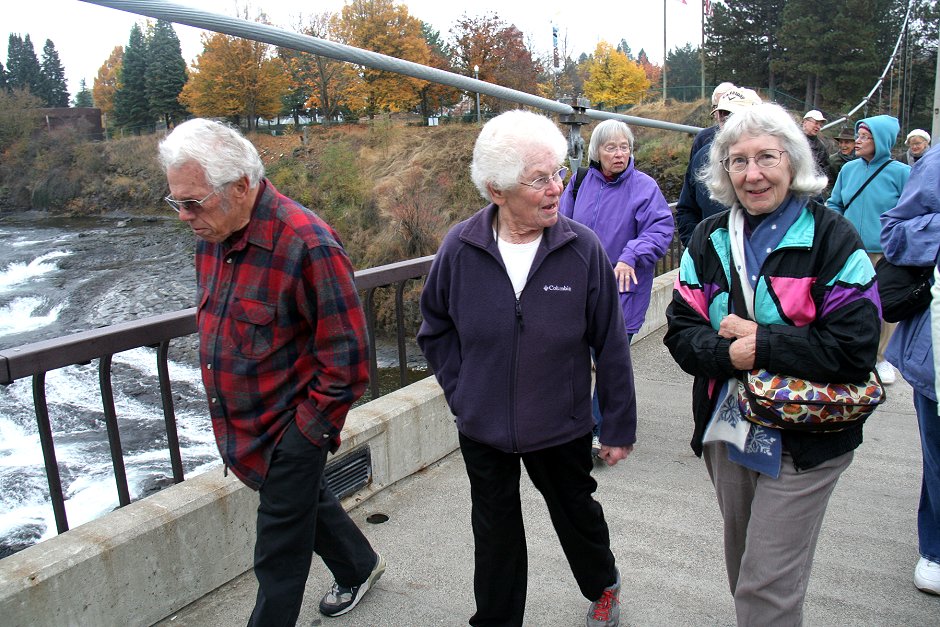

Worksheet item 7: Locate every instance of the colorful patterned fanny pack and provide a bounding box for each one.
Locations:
[737,369,886,432]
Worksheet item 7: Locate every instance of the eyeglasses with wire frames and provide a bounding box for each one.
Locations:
[601,143,631,154]
[164,190,218,213]
[721,149,787,174]
[519,167,568,191]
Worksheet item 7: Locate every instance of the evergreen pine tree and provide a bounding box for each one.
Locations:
[7,34,43,94]
[39,39,69,107]
[0,60,8,91]
[113,23,153,133]
[73,78,93,107]
[145,20,188,128]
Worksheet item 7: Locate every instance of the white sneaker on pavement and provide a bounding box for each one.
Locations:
[915,556,940,595]
[876,360,896,385]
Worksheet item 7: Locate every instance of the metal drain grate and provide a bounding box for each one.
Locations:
[324,446,372,500]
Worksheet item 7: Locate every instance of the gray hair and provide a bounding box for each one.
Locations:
[158,118,265,190]
[470,110,567,201]
[702,103,827,207]
[587,119,635,162]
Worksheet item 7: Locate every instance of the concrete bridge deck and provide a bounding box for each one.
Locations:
[157,327,939,626]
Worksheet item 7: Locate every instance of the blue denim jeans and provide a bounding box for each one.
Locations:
[912,391,940,563]
[592,334,633,437]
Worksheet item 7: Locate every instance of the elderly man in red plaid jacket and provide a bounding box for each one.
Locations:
[159,119,384,626]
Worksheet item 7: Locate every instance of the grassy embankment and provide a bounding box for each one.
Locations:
[0,100,711,272]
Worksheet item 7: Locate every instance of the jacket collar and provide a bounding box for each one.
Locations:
[590,157,636,185]
[460,203,578,253]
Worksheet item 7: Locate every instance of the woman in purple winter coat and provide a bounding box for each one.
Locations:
[559,119,674,448]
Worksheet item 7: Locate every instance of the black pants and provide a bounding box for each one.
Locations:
[458,431,617,627]
[248,420,377,627]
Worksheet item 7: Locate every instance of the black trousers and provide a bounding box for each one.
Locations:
[458,431,618,627]
[248,420,377,627]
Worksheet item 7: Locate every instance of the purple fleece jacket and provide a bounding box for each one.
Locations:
[559,159,674,334]
[417,204,638,452]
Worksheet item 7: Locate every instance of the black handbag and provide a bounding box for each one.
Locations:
[874,257,932,323]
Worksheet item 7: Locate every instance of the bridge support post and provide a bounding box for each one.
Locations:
[558,96,591,173]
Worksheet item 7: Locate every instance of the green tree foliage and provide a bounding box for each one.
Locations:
[899,0,938,130]
[0,60,7,90]
[418,23,460,119]
[38,39,69,107]
[0,88,42,152]
[113,23,153,134]
[666,43,703,102]
[145,20,188,128]
[6,34,42,95]
[73,78,93,107]
[705,0,786,91]
[705,0,935,126]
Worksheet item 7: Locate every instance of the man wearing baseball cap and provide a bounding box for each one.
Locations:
[803,110,832,182]
[676,88,762,246]
[689,81,737,158]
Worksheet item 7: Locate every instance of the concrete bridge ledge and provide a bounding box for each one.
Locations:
[0,371,459,627]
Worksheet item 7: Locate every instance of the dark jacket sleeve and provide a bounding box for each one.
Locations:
[675,164,703,250]
[662,233,736,380]
[417,230,462,406]
[587,233,638,447]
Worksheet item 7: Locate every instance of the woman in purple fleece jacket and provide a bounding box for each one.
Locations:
[559,119,674,446]
[418,110,637,627]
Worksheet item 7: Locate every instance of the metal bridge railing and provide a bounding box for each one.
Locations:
[0,256,434,536]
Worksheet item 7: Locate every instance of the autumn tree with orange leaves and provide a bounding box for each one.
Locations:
[450,13,541,114]
[279,11,359,126]
[333,0,430,119]
[636,49,662,93]
[180,28,289,130]
[583,41,650,110]
[93,46,122,118]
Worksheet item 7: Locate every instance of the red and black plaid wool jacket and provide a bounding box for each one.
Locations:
[195,180,369,489]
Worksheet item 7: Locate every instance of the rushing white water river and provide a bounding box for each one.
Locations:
[0,214,218,557]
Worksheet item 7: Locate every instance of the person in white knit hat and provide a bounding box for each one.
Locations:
[905,129,931,166]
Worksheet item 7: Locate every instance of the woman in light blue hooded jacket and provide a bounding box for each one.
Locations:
[828,114,911,383]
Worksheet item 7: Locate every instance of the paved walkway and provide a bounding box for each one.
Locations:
[157,328,939,626]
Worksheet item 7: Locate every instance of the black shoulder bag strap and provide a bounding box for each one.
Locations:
[570,166,590,201]
[843,159,892,211]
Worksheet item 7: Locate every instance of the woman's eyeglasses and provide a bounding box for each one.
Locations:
[721,149,787,173]
[519,167,568,191]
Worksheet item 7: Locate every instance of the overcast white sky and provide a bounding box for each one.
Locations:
[7,0,705,97]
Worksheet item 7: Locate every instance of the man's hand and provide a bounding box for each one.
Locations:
[614,262,637,293]
[598,444,634,466]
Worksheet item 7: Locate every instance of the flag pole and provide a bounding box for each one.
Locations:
[663,0,667,102]
[701,0,706,99]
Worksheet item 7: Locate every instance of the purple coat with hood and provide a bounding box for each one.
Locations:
[417,204,638,452]
[559,159,674,334]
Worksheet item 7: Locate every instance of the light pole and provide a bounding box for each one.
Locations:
[474,64,481,123]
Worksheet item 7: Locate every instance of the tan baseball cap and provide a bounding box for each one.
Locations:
[803,110,826,122]
[712,88,762,115]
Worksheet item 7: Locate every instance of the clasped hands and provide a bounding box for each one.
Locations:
[719,313,758,371]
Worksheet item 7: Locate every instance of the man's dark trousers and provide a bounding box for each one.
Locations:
[248,420,377,626]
